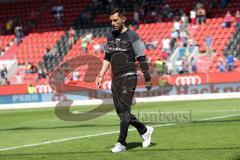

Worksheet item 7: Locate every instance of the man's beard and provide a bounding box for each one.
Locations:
[112,24,123,36]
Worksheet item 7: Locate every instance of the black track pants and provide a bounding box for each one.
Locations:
[111,75,147,146]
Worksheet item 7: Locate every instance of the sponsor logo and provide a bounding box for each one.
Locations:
[175,76,202,85]
[35,85,53,94]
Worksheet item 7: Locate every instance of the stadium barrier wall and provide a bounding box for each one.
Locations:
[0,84,28,95]
[1,72,240,95]
[0,92,240,110]
[0,82,240,110]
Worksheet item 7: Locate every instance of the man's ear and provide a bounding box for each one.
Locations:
[122,16,126,23]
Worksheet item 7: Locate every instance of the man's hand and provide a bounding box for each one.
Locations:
[145,81,152,92]
[96,76,103,88]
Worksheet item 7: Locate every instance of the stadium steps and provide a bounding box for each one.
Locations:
[225,28,240,58]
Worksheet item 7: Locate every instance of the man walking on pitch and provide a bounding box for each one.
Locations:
[96,8,154,153]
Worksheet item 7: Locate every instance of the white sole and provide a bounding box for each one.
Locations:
[111,149,126,153]
[143,127,154,148]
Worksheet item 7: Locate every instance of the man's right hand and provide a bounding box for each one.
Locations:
[96,76,103,88]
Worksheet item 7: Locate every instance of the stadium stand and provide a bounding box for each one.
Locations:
[0,0,239,87]
[5,0,92,85]
[0,0,48,53]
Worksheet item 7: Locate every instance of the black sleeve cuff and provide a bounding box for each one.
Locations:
[137,56,151,82]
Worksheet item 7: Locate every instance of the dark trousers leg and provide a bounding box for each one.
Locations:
[111,76,147,145]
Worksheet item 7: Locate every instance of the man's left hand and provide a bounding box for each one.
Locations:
[145,81,152,92]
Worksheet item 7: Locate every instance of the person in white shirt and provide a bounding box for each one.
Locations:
[72,70,80,81]
[173,20,180,32]
[190,9,196,25]
[16,73,23,84]
[85,32,93,43]
[162,37,171,52]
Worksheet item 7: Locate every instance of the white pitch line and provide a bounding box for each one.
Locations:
[72,109,240,115]
[0,113,240,152]
[199,113,240,121]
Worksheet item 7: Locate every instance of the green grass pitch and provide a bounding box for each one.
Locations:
[0,98,240,160]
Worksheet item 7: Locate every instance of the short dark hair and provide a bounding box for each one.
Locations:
[110,7,125,17]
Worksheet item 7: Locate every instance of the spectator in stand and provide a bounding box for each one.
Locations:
[188,38,196,47]
[162,4,173,19]
[93,42,102,54]
[25,63,31,74]
[72,69,80,82]
[226,54,235,71]
[155,58,168,76]
[190,8,197,26]
[173,19,180,36]
[0,64,7,76]
[85,32,93,43]
[150,6,158,22]
[28,84,36,94]
[196,7,206,25]
[170,29,178,52]
[0,23,4,35]
[235,10,240,29]
[133,7,139,24]
[15,72,23,84]
[209,0,217,10]
[108,0,116,9]
[55,12,63,27]
[0,64,9,85]
[196,2,204,10]
[25,63,37,74]
[223,11,232,28]
[145,37,158,50]
[180,14,189,43]
[52,6,64,27]
[68,27,75,47]
[139,4,145,23]
[5,19,13,35]
[15,25,24,45]
[81,34,87,53]
[181,13,188,28]
[205,35,213,58]
[29,9,36,28]
[189,57,197,73]
[183,58,189,74]
[220,0,229,8]
[52,46,61,62]
[0,48,3,56]
[80,10,92,24]
[156,10,162,23]
[151,37,159,49]
[159,50,167,61]
[218,60,225,72]
[177,60,188,74]
[162,36,171,54]
[37,69,48,80]
[42,47,54,69]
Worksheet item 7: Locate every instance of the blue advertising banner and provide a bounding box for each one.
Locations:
[0,94,42,104]
[0,82,240,105]
[0,96,13,104]
[12,94,42,103]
